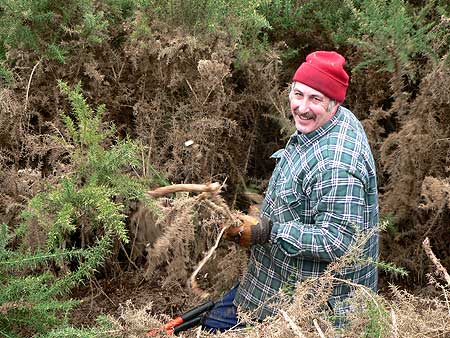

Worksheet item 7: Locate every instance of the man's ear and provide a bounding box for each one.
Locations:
[329,102,340,115]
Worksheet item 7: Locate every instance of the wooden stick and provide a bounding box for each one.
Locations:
[146,182,221,198]
[422,237,450,286]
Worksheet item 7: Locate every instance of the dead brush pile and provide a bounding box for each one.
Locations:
[367,54,450,283]
[122,20,284,202]
[128,184,250,298]
[114,290,450,338]
[0,18,284,210]
[112,215,450,337]
[114,189,450,337]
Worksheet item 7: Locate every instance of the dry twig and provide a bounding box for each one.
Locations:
[188,191,240,296]
[188,225,229,297]
[391,309,399,338]
[24,59,41,114]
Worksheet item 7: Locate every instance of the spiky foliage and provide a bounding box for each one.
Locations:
[0,0,106,61]
[342,0,444,80]
[0,0,139,81]
[142,0,270,44]
[0,82,153,336]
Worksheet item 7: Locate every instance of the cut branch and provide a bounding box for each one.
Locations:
[146,182,221,198]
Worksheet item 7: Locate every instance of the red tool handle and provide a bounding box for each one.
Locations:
[172,317,202,335]
[146,300,214,336]
[163,316,183,330]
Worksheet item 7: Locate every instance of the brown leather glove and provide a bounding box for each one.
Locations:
[223,214,272,247]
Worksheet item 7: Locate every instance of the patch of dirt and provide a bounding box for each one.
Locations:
[69,270,192,328]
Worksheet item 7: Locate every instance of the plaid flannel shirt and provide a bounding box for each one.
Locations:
[234,106,379,321]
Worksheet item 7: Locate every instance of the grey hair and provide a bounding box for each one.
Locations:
[327,99,337,112]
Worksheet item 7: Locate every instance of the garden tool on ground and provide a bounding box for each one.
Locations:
[146,300,215,336]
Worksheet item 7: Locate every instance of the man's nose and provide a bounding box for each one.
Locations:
[295,97,310,112]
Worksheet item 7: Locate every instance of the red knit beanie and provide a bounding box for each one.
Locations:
[292,51,349,102]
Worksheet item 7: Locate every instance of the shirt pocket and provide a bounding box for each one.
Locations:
[274,174,306,222]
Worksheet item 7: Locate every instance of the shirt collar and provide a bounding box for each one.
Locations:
[289,106,342,148]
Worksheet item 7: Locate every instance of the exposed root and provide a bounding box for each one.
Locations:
[147,182,221,198]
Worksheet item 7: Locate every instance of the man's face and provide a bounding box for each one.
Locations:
[289,82,338,134]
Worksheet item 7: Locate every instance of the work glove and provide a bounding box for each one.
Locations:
[223,213,272,247]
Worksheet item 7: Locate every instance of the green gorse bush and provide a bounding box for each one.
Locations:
[0,82,153,337]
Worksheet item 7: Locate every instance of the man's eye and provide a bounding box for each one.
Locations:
[295,92,303,98]
[312,97,323,103]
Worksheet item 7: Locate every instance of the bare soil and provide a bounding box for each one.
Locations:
[69,271,190,328]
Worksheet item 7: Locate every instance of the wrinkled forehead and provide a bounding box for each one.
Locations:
[291,81,328,98]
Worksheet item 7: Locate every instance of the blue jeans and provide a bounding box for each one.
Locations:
[201,284,245,333]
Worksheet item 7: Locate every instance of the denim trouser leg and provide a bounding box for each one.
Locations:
[201,284,245,333]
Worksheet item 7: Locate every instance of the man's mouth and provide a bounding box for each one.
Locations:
[294,109,315,121]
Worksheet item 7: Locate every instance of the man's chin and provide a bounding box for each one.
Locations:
[295,121,316,134]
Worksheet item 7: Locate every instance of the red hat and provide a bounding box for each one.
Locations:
[292,51,349,102]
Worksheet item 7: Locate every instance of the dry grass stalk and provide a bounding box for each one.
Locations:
[422,237,450,286]
[391,308,399,338]
[279,309,306,338]
[313,319,326,338]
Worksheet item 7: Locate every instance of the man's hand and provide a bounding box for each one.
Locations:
[223,213,272,247]
[223,214,258,247]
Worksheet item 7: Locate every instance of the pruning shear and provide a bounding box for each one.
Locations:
[146,300,215,336]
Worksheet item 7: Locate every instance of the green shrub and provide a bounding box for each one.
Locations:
[259,0,447,81]
[0,0,139,68]
[141,0,270,45]
[343,0,442,78]
[0,82,153,336]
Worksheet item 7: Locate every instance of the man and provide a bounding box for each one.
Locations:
[202,51,379,331]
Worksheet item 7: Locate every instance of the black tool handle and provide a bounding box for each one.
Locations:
[180,300,214,322]
[173,317,202,335]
